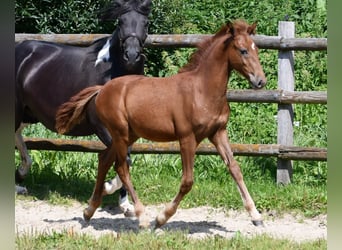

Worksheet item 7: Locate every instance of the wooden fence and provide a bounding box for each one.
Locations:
[15,21,327,183]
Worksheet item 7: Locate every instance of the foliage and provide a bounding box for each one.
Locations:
[15,0,114,33]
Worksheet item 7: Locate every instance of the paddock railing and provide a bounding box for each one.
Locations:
[15,21,327,183]
[15,34,327,50]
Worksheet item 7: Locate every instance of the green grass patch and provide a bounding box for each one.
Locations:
[15,230,327,250]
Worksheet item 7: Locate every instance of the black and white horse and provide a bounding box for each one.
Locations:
[15,0,152,216]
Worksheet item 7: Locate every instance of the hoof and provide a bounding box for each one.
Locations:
[119,196,136,218]
[123,209,136,218]
[83,213,91,222]
[138,214,150,229]
[15,170,25,183]
[83,208,94,222]
[138,221,150,229]
[252,220,264,227]
[154,214,166,229]
[15,185,28,195]
[154,220,162,229]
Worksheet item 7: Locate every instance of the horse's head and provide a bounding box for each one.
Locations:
[100,0,151,70]
[117,5,150,67]
[225,20,267,89]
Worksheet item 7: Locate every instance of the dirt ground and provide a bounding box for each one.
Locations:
[15,199,326,243]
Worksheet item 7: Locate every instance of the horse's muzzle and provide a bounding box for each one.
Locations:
[123,36,143,68]
[249,74,267,89]
[124,49,141,66]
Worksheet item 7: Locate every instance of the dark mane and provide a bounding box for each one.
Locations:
[179,19,250,73]
[99,0,151,21]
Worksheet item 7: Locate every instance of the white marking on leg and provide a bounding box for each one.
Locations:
[95,38,111,66]
[103,175,122,194]
[236,183,262,221]
[119,194,136,217]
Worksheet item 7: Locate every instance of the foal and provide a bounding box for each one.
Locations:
[56,20,266,228]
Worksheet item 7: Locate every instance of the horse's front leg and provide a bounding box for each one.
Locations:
[83,147,115,221]
[209,129,263,226]
[155,136,197,228]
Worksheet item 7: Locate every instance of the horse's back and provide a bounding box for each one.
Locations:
[15,40,108,133]
[16,40,88,73]
[96,75,190,142]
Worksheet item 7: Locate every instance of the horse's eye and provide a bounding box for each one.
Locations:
[240,49,248,55]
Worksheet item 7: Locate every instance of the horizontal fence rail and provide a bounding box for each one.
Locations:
[21,137,327,161]
[15,34,328,50]
[227,90,327,104]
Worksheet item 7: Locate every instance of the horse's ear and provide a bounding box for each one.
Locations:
[139,0,152,14]
[226,22,235,36]
[113,0,124,7]
[140,0,152,8]
[99,0,124,21]
[248,22,257,35]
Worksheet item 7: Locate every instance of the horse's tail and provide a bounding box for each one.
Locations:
[55,85,103,134]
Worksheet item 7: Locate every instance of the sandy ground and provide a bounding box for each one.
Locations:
[15,199,326,242]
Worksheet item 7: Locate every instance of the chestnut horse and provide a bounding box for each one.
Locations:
[56,20,266,228]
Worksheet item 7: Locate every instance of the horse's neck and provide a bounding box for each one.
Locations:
[109,29,121,59]
[195,40,230,98]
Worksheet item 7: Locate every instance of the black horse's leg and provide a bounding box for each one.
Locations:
[15,124,31,194]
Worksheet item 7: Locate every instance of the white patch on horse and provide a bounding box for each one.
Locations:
[251,42,256,51]
[95,39,111,66]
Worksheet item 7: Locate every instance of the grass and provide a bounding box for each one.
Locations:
[16,230,327,250]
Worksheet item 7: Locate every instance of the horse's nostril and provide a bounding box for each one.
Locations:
[258,79,266,88]
[124,50,141,63]
[135,53,141,62]
[124,51,129,61]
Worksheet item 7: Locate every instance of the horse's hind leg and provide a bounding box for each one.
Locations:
[109,138,149,228]
[88,103,134,216]
[83,147,115,221]
[209,129,263,226]
[15,124,31,194]
[155,137,197,228]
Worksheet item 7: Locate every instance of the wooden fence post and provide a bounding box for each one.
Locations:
[277,21,295,184]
